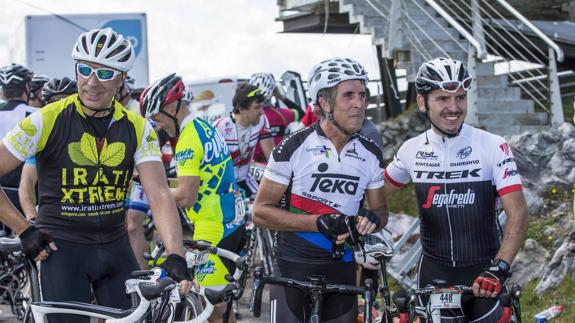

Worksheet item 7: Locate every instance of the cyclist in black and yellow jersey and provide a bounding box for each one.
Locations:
[0,27,192,323]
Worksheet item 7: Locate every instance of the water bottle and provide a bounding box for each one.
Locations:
[534,304,563,322]
[161,141,173,165]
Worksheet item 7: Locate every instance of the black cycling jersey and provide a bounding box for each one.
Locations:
[385,124,523,267]
[2,94,161,243]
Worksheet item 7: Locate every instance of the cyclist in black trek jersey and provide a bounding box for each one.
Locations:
[254,57,389,322]
[0,27,193,323]
[384,57,529,322]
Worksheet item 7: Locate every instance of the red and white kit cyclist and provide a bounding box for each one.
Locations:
[214,84,274,197]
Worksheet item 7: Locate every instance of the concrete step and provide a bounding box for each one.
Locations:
[477,99,535,113]
[476,62,495,76]
[476,75,509,89]
[478,112,548,127]
[477,87,522,101]
[484,125,550,137]
[410,25,462,41]
[416,40,468,54]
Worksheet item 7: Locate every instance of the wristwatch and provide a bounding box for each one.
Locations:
[494,258,510,272]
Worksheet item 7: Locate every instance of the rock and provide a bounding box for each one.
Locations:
[523,187,545,217]
[535,230,575,295]
[510,238,549,286]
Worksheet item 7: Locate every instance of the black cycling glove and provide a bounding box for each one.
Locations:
[474,260,511,295]
[316,213,349,242]
[161,254,193,282]
[19,226,53,260]
[357,208,381,228]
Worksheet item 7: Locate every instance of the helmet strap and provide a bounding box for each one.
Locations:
[78,97,114,117]
[160,99,182,138]
[327,107,354,137]
[424,104,462,138]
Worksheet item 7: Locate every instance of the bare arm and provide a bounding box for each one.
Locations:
[253,177,319,232]
[137,161,185,257]
[258,137,275,161]
[19,163,38,221]
[364,186,389,231]
[170,175,200,209]
[383,179,402,198]
[494,190,529,264]
[0,143,29,234]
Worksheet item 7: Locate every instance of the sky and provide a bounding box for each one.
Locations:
[0,0,382,85]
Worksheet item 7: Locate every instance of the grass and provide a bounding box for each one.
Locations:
[525,217,556,250]
[388,183,419,216]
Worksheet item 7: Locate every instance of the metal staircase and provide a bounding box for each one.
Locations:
[338,0,566,136]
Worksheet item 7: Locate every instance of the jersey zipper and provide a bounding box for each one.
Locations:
[442,136,456,267]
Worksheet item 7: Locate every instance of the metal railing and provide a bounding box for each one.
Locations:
[340,0,565,126]
[431,0,564,125]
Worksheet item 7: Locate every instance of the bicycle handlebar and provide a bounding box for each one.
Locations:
[249,266,374,322]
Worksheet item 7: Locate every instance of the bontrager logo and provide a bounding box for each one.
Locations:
[414,169,481,179]
[422,186,476,208]
[310,163,360,195]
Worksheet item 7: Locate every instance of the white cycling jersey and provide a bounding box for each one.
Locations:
[264,122,385,264]
[0,100,37,139]
[214,113,271,183]
[385,124,522,267]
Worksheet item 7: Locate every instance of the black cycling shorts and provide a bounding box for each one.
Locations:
[269,259,358,322]
[417,256,503,322]
[40,235,140,323]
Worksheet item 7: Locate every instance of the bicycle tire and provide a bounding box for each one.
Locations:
[382,309,426,323]
[173,293,204,320]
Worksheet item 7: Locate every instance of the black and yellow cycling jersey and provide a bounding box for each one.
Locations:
[2,94,161,243]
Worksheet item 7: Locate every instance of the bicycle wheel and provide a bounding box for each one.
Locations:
[385,309,426,323]
[173,293,204,320]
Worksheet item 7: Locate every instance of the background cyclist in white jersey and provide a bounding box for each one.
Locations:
[214,83,274,198]
[0,64,37,221]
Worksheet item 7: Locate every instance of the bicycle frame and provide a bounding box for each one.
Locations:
[28,268,237,323]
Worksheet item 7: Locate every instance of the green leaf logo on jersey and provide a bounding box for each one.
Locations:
[101,142,125,167]
[80,133,99,165]
[68,133,126,166]
[19,118,37,137]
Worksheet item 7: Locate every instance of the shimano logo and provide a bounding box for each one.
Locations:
[449,160,479,167]
[310,163,360,195]
[422,186,476,208]
[414,168,481,179]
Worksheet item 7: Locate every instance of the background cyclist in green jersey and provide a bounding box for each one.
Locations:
[141,73,246,323]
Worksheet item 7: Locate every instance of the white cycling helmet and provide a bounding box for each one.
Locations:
[415,57,472,95]
[71,27,135,72]
[249,73,275,101]
[307,57,368,105]
[182,85,194,104]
